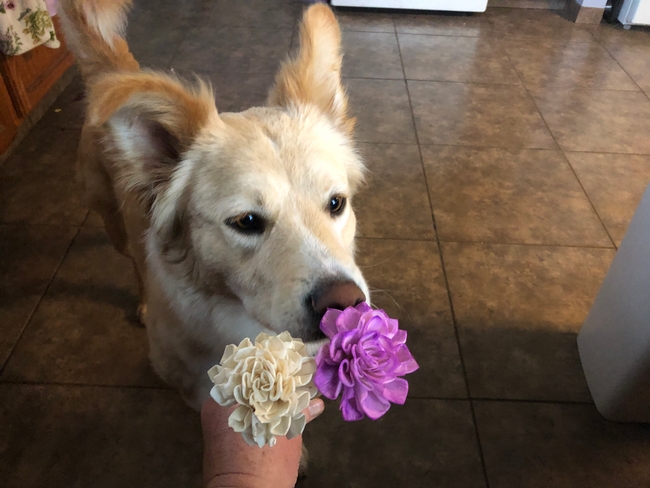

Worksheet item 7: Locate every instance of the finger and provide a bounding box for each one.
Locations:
[303,398,324,423]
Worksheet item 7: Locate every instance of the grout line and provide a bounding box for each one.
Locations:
[561,152,618,250]
[355,140,650,156]
[407,395,594,406]
[469,396,593,406]
[0,380,174,391]
[79,209,91,228]
[357,235,616,250]
[0,222,85,229]
[599,43,650,104]
[395,29,491,488]
[166,7,208,70]
[0,227,82,375]
[501,47,619,250]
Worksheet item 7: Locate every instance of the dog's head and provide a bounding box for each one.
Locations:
[91,5,368,343]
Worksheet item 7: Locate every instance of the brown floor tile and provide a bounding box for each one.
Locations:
[0,384,201,488]
[409,81,556,149]
[171,26,293,74]
[128,30,185,69]
[354,144,435,240]
[345,78,417,144]
[195,0,300,28]
[532,88,650,154]
[443,242,615,402]
[588,22,650,45]
[125,0,194,69]
[503,39,639,91]
[486,8,596,42]
[475,401,650,488]
[357,239,466,398]
[0,127,86,226]
[394,12,494,37]
[603,43,650,93]
[83,210,104,228]
[588,24,650,94]
[335,10,395,32]
[422,146,611,246]
[195,70,277,113]
[1,228,164,387]
[342,31,404,79]
[399,34,519,84]
[0,225,76,368]
[567,152,650,246]
[299,399,485,488]
[38,75,86,129]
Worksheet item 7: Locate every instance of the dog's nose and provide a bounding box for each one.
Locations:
[311,280,366,316]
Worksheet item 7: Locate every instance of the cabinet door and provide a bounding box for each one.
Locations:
[0,16,74,119]
[0,73,19,154]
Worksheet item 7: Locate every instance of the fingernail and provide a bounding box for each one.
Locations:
[308,400,324,419]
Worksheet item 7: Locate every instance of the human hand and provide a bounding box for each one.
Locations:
[201,397,324,488]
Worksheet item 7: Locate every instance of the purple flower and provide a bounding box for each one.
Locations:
[6,2,15,9]
[314,303,419,421]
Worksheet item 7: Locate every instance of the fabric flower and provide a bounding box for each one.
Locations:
[314,303,419,421]
[208,332,317,447]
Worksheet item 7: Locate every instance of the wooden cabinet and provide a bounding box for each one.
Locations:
[0,16,74,153]
[0,72,20,153]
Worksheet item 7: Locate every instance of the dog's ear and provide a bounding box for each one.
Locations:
[89,72,218,213]
[269,4,353,134]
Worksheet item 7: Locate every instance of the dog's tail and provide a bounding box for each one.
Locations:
[58,0,139,81]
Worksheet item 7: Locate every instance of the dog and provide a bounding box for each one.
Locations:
[58,0,370,411]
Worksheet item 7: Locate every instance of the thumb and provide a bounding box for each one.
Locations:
[303,398,325,423]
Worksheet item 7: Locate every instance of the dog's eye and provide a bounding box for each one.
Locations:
[227,213,265,234]
[329,196,347,217]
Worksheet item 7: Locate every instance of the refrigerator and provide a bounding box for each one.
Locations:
[618,0,650,26]
[330,0,489,12]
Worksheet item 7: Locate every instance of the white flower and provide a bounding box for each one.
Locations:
[208,331,317,447]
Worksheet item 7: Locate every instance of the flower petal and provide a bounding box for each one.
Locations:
[335,306,362,333]
[385,318,399,338]
[320,308,342,338]
[357,386,391,420]
[315,343,331,366]
[381,378,408,405]
[394,344,419,375]
[287,414,306,440]
[338,359,355,387]
[391,329,407,344]
[361,312,388,335]
[314,363,343,400]
[340,387,364,421]
[210,385,236,407]
[269,416,291,437]
[355,302,373,314]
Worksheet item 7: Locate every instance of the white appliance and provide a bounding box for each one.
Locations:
[618,0,650,26]
[330,0,488,13]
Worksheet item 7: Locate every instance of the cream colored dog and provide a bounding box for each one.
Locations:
[59,0,369,410]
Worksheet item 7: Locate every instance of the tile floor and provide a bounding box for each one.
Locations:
[2,1,650,487]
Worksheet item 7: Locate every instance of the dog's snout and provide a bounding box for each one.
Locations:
[311,280,366,316]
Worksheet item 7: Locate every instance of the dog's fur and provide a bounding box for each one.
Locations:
[59,0,369,410]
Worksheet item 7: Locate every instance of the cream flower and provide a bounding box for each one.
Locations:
[208,331,317,448]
